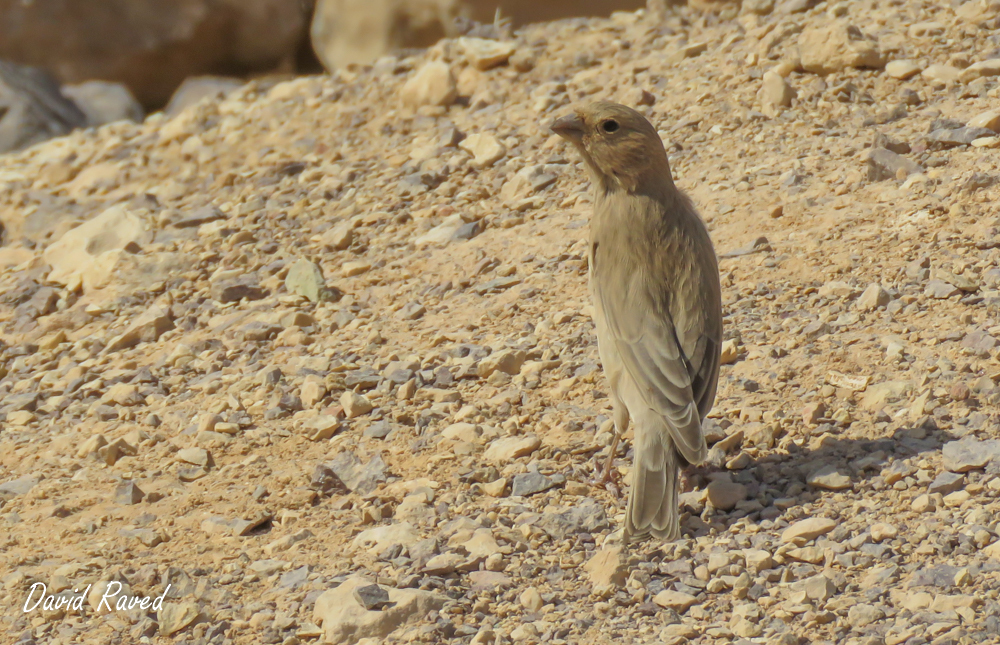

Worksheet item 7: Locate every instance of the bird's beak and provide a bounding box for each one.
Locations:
[550,113,585,142]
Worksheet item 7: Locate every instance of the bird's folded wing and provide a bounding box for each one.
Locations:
[593,273,717,464]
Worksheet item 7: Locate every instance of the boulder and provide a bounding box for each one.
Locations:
[311,0,644,71]
[0,59,86,154]
[42,203,154,292]
[61,81,144,126]
[313,576,447,644]
[164,76,244,117]
[798,24,885,75]
[0,0,311,107]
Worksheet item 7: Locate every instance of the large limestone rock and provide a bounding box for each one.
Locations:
[312,0,459,72]
[0,60,86,154]
[42,204,154,292]
[61,81,144,127]
[0,0,312,107]
[312,576,447,644]
[469,0,645,25]
[311,0,645,71]
[798,24,885,75]
[164,76,244,117]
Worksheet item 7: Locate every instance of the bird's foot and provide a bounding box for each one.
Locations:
[680,468,694,493]
[592,457,623,497]
[680,464,712,493]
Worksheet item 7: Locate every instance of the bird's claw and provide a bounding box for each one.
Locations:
[592,456,623,496]
[680,464,710,493]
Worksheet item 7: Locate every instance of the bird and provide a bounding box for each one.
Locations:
[550,101,722,542]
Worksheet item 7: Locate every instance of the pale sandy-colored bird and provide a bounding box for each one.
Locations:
[551,102,722,542]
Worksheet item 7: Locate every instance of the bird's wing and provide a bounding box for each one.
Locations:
[592,253,719,465]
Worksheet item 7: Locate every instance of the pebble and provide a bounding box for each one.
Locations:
[286,258,336,303]
[798,24,884,74]
[847,603,884,628]
[400,61,456,108]
[925,279,959,299]
[802,401,826,425]
[442,422,481,442]
[342,260,371,277]
[867,147,922,181]
[807,465,852,490]
[322,221,354,250]
[352,522,419,553]
[7,410,35,425]
[927,126,996,147]
[743,0,774,13]
[327,451,386,494]
[301,379,327,408]
[857,283,890,310]
[483,435,541,462]
[482,478,508,497]
[158,602,201,637]
[353,584,391,611]
[177,447,211,468]
[477,349,527,378]
[302,415,341,442]
[911,494,936,513]
[943,438,999,472]
[745,550,773,573]
[921,63,961,83]
[758,71,795,116]
[928,472,964,495]
[583,546,628,591]
[462,528,502,559]
[459,37,517,70]
[105,305,176,352]
[885,60,921,79]
[519,587,544,612]
[959,59,1000,82]
[114,481,145,505]
[414,214,468,246]
[313,576,447,643]
[801,574,837,602]
[870,523,898,542]
[511,471,557,497]
[720,339,740,364]
[706,480,748,510]
[944,490,971,506]
[968,110,1000,133]
[459,133,507,168]
[341,391,374,418]
[43,203,151,291]
[652,590,699,613]
[782,517,837,543]
[500,165,557,202]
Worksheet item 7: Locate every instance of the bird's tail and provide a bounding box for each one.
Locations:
[624,433,681,542]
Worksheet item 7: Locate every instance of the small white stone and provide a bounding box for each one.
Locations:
[341,391,373,419]
[400,61,457,108]
[459,133,506,168]
[885,60,922,80]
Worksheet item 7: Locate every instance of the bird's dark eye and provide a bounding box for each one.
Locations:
[601,119,620,133]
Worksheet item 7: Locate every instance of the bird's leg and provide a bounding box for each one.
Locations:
[679,465,695,493]
[594,406,629,493]
[599,432,621,485]
[679,462,712,493]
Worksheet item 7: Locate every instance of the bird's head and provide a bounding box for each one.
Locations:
[550,101,673,195]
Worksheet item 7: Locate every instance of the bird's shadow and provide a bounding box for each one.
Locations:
[677,418,964,539]
[614,418,1000,606]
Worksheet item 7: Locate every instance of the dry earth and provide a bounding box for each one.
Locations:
[3,2,1000,645]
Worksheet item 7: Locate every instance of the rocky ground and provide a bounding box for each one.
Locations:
[3,1,1000,644]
